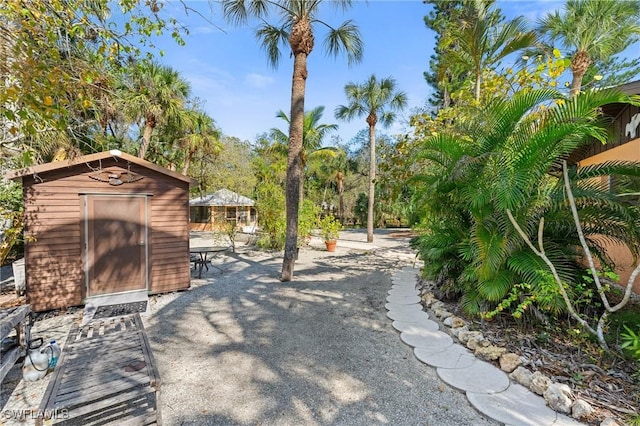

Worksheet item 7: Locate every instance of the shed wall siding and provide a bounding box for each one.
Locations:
[23,158,190,311]
[578,138,640,294]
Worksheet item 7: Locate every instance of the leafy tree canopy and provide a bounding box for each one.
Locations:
[1,0,187,164]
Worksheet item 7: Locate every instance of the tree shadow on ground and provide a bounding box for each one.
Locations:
[145,243,495,425]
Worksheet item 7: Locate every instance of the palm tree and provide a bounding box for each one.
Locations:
[538,0,640,97]
[119,61,191,159]
[270,105,338,199]
[222,0,363,281]
[443,0,537,101]
[335,75,407,243]
[178,108,222,175]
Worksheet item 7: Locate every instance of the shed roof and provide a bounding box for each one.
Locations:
[190,189,255,207]
[568,79,640,164]
[5,149,198,186]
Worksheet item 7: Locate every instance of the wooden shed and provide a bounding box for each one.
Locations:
[569,80,640,294]
[6,150,197,312]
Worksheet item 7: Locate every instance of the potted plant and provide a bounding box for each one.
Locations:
[318,214,342,252]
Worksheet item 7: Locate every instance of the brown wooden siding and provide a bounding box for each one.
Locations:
[22,157,191,311]
[572,81,640,294]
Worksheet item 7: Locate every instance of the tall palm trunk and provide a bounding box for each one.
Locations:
[281,26,311,281]
[337,171,344,221]
[139,118,155,159]
[473,75,482,101]
[570,50,591,98]
[366,113,377,243]
[182,148,196,175]
[299,167,304,205]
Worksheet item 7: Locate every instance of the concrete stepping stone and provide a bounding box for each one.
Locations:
[392,319,439,333]
[392,272,417,280]
[414,344,475,369]
[391,282,417,289]
[394,269,420,277]
[386,294,421,304]
[391,284,417,290]
[467,383,559,426]
[385,302,422,311]
[400,329,453,350]
[390,285,417,293]
[386,309,430,322]
[391,283,416,290]
[437,359,509,394]
[391,274,418,282]
[387,291,419,300]
[392,273,417,280]
[387,288,419,296]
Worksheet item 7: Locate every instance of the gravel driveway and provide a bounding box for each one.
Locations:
[145,230,497,425]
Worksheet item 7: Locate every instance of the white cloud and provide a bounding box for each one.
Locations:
[192,26,216,35]
[245,73,275,89]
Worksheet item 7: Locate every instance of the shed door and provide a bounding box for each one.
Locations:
[85,195,148,296]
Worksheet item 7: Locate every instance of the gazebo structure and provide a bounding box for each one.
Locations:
[6,150,197,312]
[189,189,257,232]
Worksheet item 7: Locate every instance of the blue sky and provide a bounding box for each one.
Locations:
[149,0,636,144]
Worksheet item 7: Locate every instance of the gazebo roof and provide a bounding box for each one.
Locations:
[190,189,255,207]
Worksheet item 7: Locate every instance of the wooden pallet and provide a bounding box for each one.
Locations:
[0,304,30,383]
[37,314,161,425]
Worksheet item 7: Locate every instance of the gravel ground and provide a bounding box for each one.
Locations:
[145,230,497,426]
[0,229,497,425]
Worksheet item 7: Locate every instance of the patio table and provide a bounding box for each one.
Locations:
[190,246,229,278]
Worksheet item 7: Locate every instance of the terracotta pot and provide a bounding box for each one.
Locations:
[325,240,337,252]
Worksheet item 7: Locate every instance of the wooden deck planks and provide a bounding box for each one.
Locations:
[37,314,161,425]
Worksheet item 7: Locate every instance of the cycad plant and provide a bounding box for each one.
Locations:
[411,88,640,321]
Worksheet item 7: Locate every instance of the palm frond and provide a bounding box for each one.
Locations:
[572,160,640,180]
[476,270,514,302]
[255,23,288,69]
[323,20,363,66]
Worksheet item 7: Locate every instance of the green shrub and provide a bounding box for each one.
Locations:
[298,200,320,246]
[318,214,342,241]
[621,325,640,360]
[255,181,285,250]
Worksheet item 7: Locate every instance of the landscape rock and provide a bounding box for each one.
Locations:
[509,366,533,387]
[530,371,551,395]
[543,382,573,413]
[600,418,620,426]
[499,352,521,373]
[430,301,445,311]
[571,399,593,420]
[450,325,468,338]
[421,292,435,306]
[442,316,466,328]
[421,280,437,291]
[458,330,483,345]
[474,344,507,361]
[433,308,453,320]
[466,336,485,351]
[443,316,467,328]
